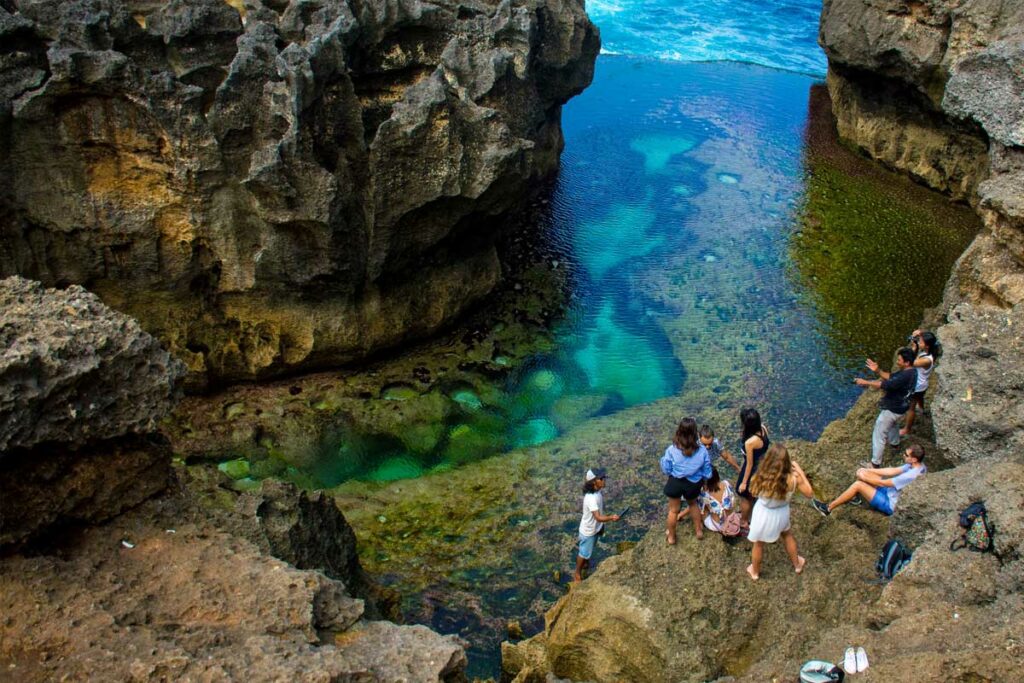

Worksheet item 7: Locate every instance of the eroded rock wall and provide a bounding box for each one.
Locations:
[820,0,1024,307]
[0,0,599,386]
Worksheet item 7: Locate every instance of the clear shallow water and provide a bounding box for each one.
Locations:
[589,0,827,75]
[282,4,982,678]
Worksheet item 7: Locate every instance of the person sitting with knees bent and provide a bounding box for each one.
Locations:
[814,444,926,517]
[575,468,620,582]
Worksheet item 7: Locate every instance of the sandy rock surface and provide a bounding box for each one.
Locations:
[0,476,468,682]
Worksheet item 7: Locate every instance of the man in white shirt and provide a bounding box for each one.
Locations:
[813,444,926,517]
[575,467,620,582]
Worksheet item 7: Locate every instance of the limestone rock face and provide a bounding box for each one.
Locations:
[930,301,1024,464]
[0,276,183,545]
[0,276,184,452]
[820,0,1024,307]
[0,0,599,386]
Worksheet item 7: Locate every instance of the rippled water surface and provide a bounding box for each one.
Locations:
[589,0,827,74]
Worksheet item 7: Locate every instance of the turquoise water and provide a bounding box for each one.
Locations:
[589,0,826,75]
[295,3,833,485]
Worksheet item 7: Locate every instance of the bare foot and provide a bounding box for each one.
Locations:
[746,564,759,581]
[572,572,582,583]
[666,529,677,546]
[695,529,704,540]
[794,556,806,574]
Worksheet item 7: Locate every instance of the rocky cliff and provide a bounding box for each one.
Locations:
[0,277,468,681]
[0,0,598,387]
[819,0,1024,307]
[0,275,183,545]
[502,2,1024,681]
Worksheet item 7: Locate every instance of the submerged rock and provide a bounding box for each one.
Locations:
[0,0,600,386]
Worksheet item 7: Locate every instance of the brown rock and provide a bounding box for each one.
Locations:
[0,0,599,385]
[0,434,171,547]
[0,486,468,682]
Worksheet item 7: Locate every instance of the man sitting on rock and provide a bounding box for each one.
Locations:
[855,347,918,467]
[813,444,926,517]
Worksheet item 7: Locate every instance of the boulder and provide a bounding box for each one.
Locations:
[0,0,599,385]
[0,276,183,453]
[0,276,183,545]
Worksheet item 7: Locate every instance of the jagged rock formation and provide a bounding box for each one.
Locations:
[0,0,598,387]
[0,276,183,451]
[0,275,184,545]
[184,469,402,620]
[0,483,468,682]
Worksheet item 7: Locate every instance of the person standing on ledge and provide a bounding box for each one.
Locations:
[575,468,620,583]
[901,330,938,437]
[855,347,917,467]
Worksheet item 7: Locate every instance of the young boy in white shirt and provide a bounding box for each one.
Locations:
[575,468,620,582]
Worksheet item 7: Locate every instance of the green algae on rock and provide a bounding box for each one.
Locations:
[791,86,981,369]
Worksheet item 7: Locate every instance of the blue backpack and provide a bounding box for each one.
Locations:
[875,539,912,581]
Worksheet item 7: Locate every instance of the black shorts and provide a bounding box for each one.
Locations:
[664,476,702,501]
[911,391,926,408]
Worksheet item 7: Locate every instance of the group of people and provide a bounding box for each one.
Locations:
[574,330,937,582]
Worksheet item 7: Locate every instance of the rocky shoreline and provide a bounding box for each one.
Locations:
[502,1,1024,680]
[0,276,468,681]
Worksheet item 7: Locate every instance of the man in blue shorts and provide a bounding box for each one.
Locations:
[574,468,620,582]
[813,444,926,516]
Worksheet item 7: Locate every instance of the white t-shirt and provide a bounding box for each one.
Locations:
[915,352,934,392]
[886,463,926,509]
[579,491,604,537]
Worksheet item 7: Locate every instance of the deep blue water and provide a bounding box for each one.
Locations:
[532,56,845,440]
[589,0,827,75]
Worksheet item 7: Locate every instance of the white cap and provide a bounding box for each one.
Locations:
[585,467,607,481]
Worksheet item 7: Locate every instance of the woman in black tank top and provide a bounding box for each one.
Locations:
[736,408,769,522]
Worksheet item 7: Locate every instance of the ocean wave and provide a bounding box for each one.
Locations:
[588,0,827,76]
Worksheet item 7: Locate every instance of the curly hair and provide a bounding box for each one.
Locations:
[749,443,793,500]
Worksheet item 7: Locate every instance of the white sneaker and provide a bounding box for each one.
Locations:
[844,647,857,674]
[856,646,869,673]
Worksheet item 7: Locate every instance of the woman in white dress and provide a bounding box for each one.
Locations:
[746,443,815,580]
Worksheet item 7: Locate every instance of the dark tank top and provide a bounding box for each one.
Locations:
[740,428,770,480]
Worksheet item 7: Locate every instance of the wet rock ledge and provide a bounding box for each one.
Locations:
[0,276,468,682]
[0,0,598,388]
